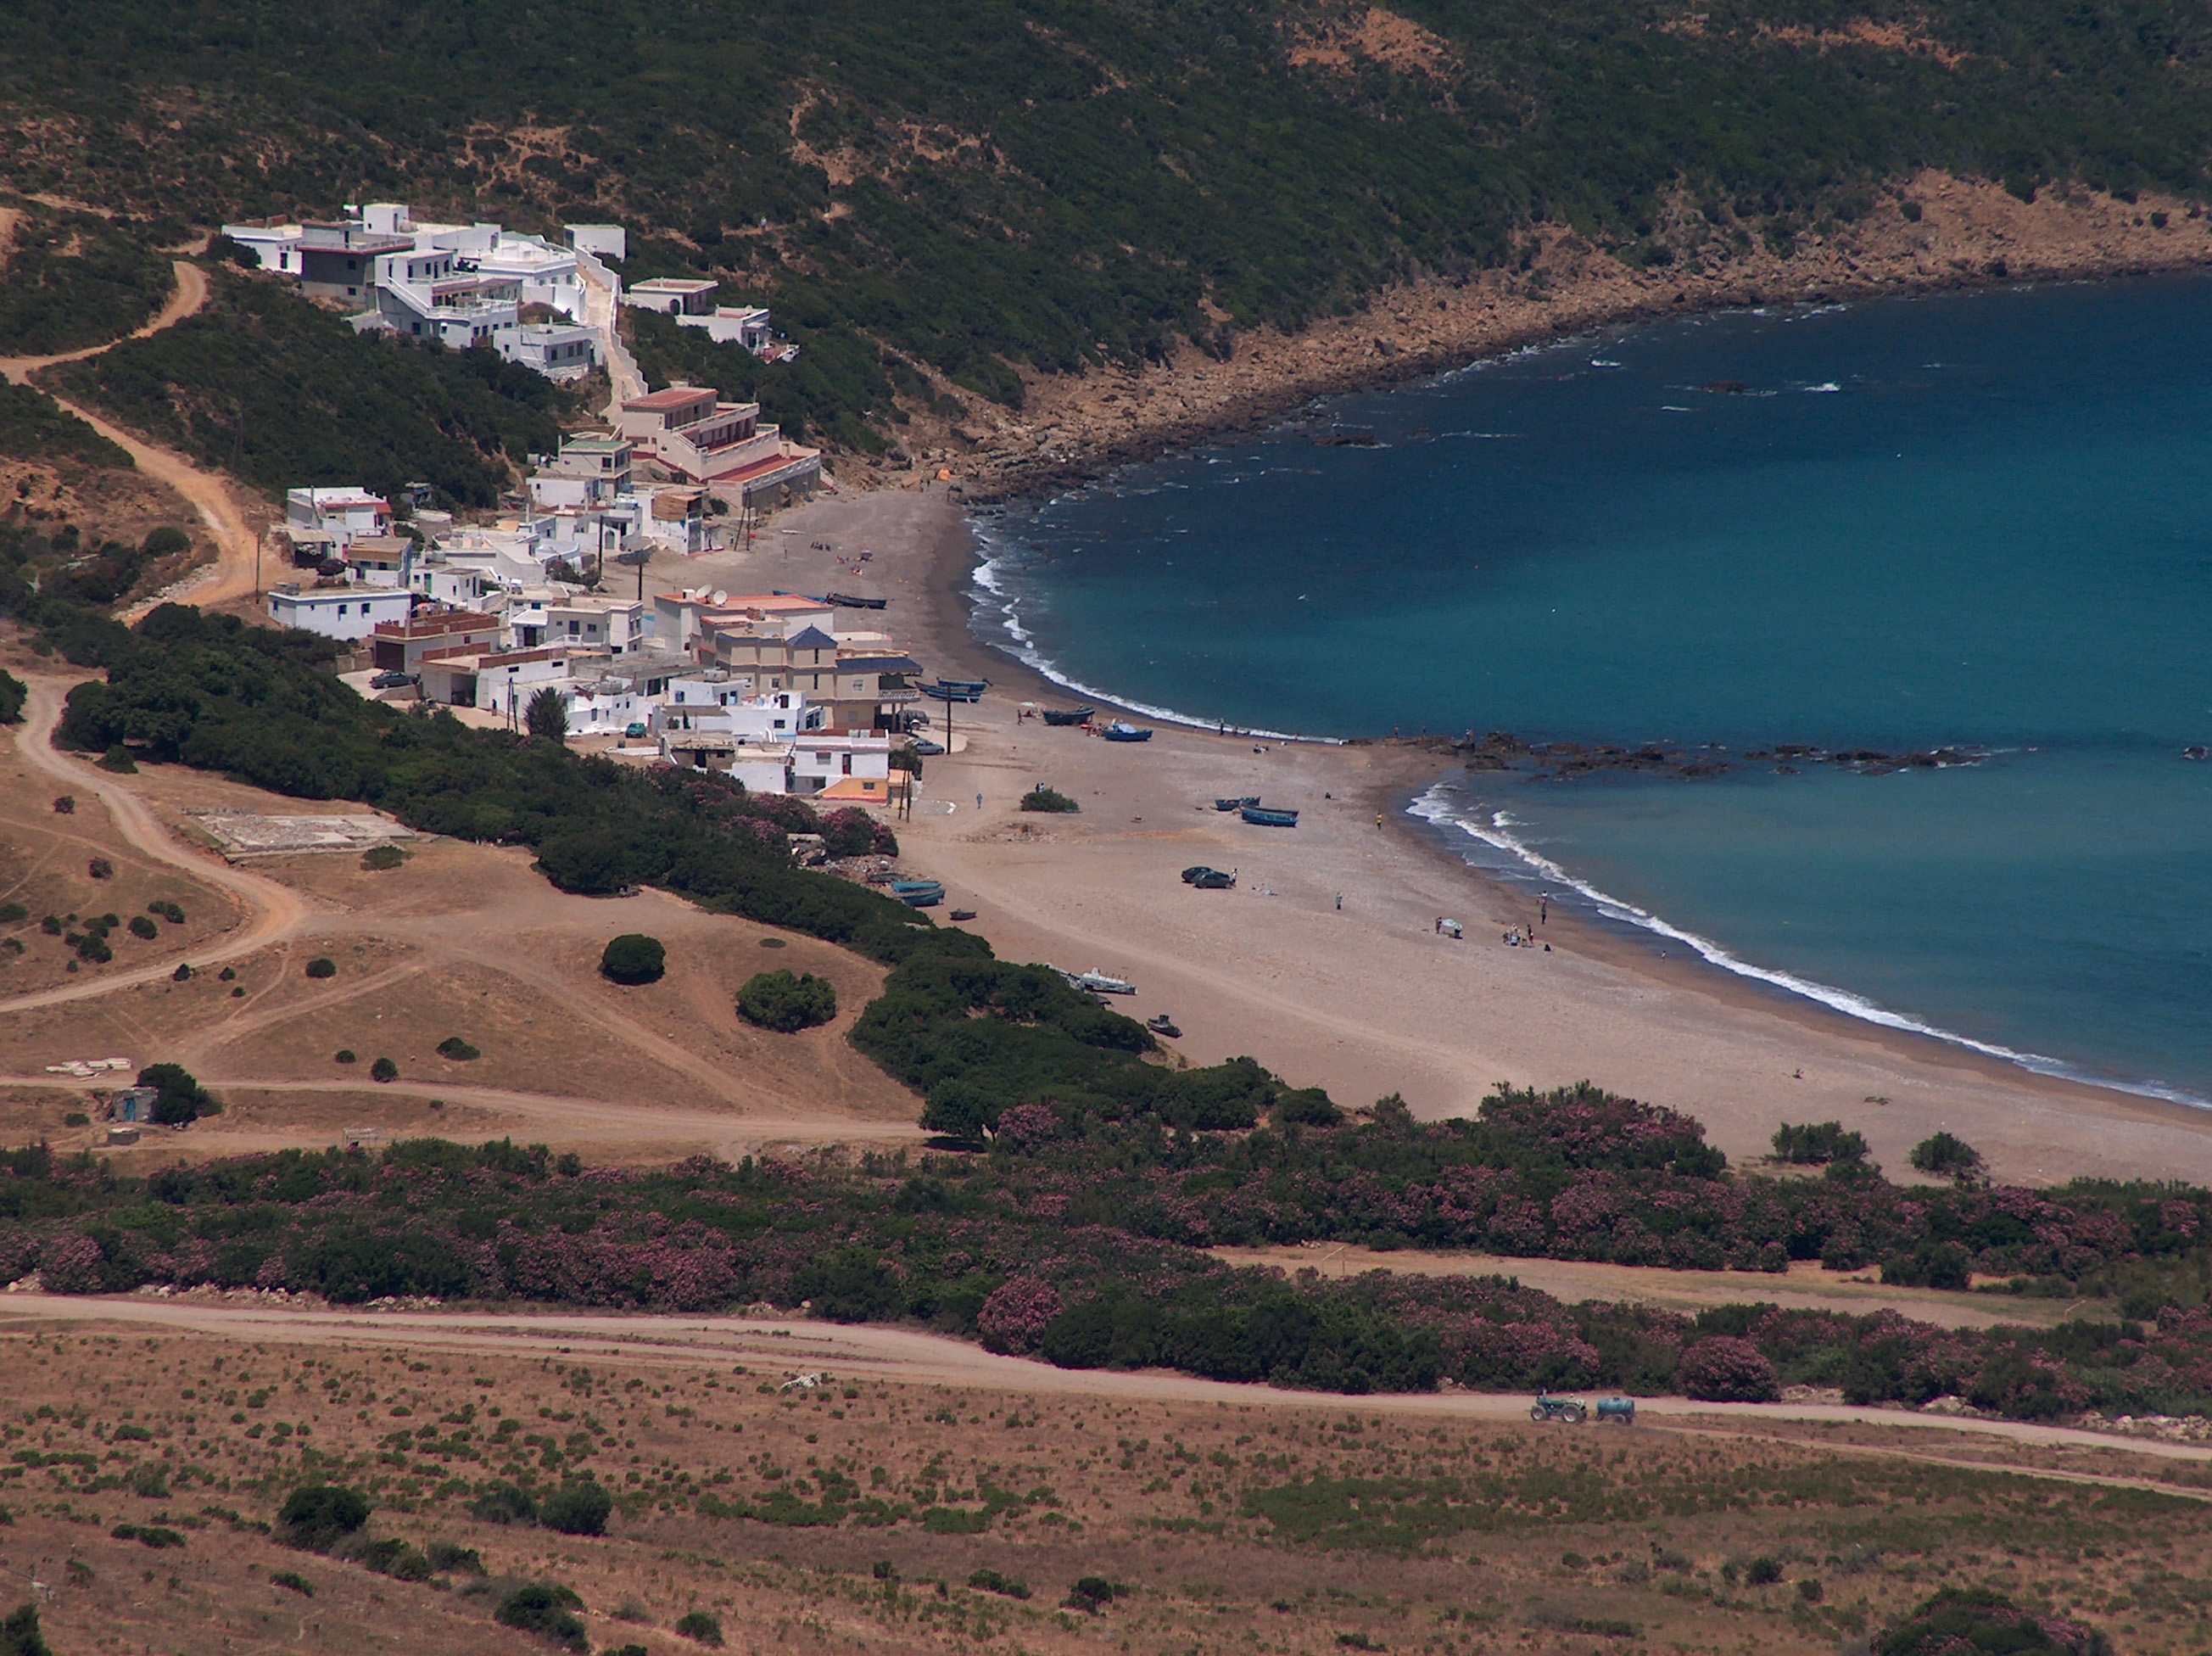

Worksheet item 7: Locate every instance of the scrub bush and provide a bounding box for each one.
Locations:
[736,969,836,1032]
[599,933,665,985]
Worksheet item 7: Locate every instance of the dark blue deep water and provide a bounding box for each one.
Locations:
[969,275,2212,1101]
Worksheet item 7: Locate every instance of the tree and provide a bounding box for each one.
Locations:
[0,672,25,726]
[524,685,567,743]
[493,1583,586,1651]
[736,969,836,1032]
[1909,1132,1986,1184]
[538,1480,612,1536]
[599,933,665,985]
[137,1061,213,1126]
[0,1603,50,1656]
[1019,786,1079,813]
[369,1056,398,1083]
[469,1482,538,1525]
[276,1485,370,1552]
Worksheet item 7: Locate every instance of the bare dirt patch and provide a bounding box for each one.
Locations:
[1288,6,1461,84]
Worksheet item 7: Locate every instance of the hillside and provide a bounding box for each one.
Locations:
[1,0,2208,441]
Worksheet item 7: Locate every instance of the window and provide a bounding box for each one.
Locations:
[337,603,349,615]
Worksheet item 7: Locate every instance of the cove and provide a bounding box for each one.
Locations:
[969,273,2212,1102]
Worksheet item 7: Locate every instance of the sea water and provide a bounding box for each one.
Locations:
[969,274,2212,1101]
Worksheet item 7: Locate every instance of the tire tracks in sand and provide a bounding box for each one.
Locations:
[0,1293,2204,1502]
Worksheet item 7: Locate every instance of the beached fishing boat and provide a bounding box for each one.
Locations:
[919,682,984,703]
[824,591,888,609]
[1241,806,1299,827]
[1042,707,1094,726]
[891,879,945,907]
[1146,1015,1182,1038]
[940,677,989,693]
[1075,969,1137,995]
[1214,796,1260,811]
[1101,721,1153,742]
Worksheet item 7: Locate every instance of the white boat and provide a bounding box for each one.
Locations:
[1075,969,1137,995]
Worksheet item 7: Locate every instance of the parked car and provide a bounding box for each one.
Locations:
[623,721,649,739]
[369,670,415,690]
[911,738,947,756]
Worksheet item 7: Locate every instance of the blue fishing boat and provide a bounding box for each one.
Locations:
[891,879,946,907]
[1101,721,1153,742]
[1240,806,1299,827]
[919,682,984,703]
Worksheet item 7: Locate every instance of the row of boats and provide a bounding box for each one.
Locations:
[1214,796,1299,826]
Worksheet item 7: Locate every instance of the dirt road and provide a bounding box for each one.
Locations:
[3,1292,2204,1499]
[0,678,310,1010]
[0,260,266,617]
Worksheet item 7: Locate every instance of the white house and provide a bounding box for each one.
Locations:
[789,730,894,799]
[507,594,648,655]
[286,487,392,552]
[567,224,628,261]
[622,277,719,316]
[495,322,598,380]
[266,585,412,641]
[219,218,305,273]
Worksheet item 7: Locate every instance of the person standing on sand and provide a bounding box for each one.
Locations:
[1540,895,1549,926]
[1376,814,1384,830]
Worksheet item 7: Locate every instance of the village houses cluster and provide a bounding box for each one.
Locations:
[238,202,897,803]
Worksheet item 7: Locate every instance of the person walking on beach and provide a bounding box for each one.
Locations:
[1376,814,1385,831]
[975,792,984,810]
[1540,895,1548,926]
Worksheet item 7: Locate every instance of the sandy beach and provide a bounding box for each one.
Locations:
[641,485,2212,1191]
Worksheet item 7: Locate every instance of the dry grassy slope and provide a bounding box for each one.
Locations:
[0,702,917,1165]
[0,1320,2187,1656]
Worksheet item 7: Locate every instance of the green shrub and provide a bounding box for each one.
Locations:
[369,1057,398,1083]
[170,962,191,981]
[1018,786,1079,813]
[1771,1121,1868,1165]
[360,844,407,871]
[1067,1576,1116,1613]
[1909,1132,1986,1184]
[1744,1556,1781,1586]
[673,1611,725,1646]
[304,957,337,979]
[736,969,837,1032]
[0,904,25,925]
[275,1485,369,1552]
[468,1481,537,1525]
[493,1582,587,1650]
[127,915,157,939]
[148,901,186,923]
[97,745,137,773]
[358,1537,431,1581]
[62,1112,88,1128]
[87,857,113,879]
[334,1049,355,1064]
[967,1569,1031,1599]
[137,1061,214,1126]
[435,1036,480,1061]
[425,1540,484,1575]
[269,1570,313,1597]
[600,933,665,986]
[537,1480,612,1537]
[0,1601,51,1656]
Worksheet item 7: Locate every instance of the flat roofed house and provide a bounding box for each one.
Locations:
[266,584,412,641]
[623,277,720,316]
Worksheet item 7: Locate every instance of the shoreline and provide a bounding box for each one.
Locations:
[891,170,2212,504]
[671,488,2212,1191]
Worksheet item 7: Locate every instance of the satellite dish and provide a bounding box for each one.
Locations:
[712,589,729,606]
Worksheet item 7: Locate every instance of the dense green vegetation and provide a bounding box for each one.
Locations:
[736,968,839,1032]
[2,1,2209,441]
[0,379,129,467]
[628,309,895,454]
[40,269,571,506]
[0,198,172,355]
[599,933,666,986]
[0,516,191,663]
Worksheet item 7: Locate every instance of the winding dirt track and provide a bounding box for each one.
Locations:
[0,678,311,1010]
[0,260,265,618]
[1,1292,2204,1501]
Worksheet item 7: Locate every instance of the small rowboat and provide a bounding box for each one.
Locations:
[919,682,984,703]
[1042,707,1094,726]
[891,879,945,907]
[1214,796,1260,812]
[824,591,888,609]
[1100,721,1153,742]
[1241,806,1299,827]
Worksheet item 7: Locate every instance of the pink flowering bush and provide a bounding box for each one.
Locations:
[977,1277,1062,1354]
[1677,1336,1779,1401]
[38,1231,106,1295]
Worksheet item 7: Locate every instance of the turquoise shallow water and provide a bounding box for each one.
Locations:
[969,275,2212,1101]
